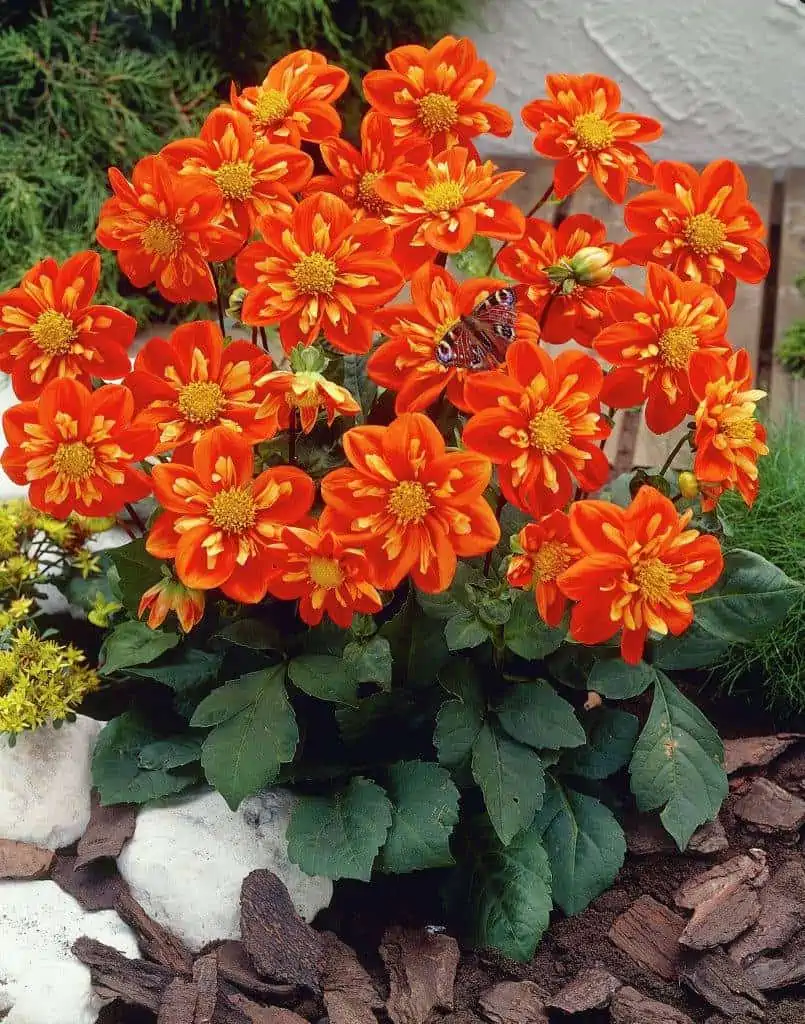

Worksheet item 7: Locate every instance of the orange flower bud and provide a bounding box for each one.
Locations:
[138,577,206,634]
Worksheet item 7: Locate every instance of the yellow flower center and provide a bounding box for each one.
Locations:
[387,480,431,526]
[416,92,459,134]
[30,309,77,355]
[724,414,757,443]
[422,181,464,214]
[292,252,338,295]
[142,218,182,258]
[308,555,345,590]
[573,112,615,151]
[658,326,698,369]
[214,160,255,200]
[528,408,572,454]
[355,171,387,216]
[253,88,290,128]
[52,442,95,480]
[284,376,321,409]
[177,381,226,424]
[633,558,676,603]
[684,213,727,255]
[533,540,573,583]
[208,487,256,534]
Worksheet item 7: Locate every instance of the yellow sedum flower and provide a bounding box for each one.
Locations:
[73,550,102,579]
[0,598,34,631]
[87,593,122,628]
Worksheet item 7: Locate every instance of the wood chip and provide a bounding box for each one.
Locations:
[158,979,198,1024]
[478,981,548,1024]
[626,816,728,856]
[72,936,173,1012]
[608,896,685,981]
[675,850,768,950]
[321,930,382,1024]
[744,938,805,992]
[733,777,805,832]
[193,952,218,1024]
[380,926,460,1024]
[75,791,137,868]
[687,818,730,855]
[240,870,324,992]
[223,995,308,1024]
[52,853,126,911]
[546,967,622,1013]
[681,952,766,1019]
[724,734,805,774]
[0,837,54,879]
[675,851,768,909]
[609,986,695,1024]
[215,941,297,1002]
[730,860,805,963]
[115,885,194,975]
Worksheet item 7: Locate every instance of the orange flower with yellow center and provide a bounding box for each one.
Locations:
[161,108,313,238]
[1,379,156,520]
[267,524,382,628]
[557,487,724,664]
[138,577,206,634]
[0,251,136,401]
[594,264,731,435]
[689,347,768,510]
[507,511,581,628]
[235,192,404,354]
[522,74,662,202]
[257,368,359,435]
[228,50,349,146]
[147,427,315,604]
[363,36,512,152]
[463,341,611,517]
[621,160,770,305]
[320,412,499,593]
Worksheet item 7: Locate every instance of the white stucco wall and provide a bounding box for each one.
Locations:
[468,0,805,166]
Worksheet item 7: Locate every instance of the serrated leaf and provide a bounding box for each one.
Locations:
[379,761,459,873]
[415,563,483,621]
[444,609,490,651]
[693,549,801,642]
[434,663,485,768]
[342,353,378,423]
[449,234,494,277]
[343,636,392,689]
[212,617,282,651]
[287,777,392,881]
[588,658,655,698]
[532,776,626,914]
[107,540,164,617]
[562,708,640,780]
[471,722,545,844]
[99,620,179,676]
[129,648,222,693]
[652,620,730,670]
[288,654,359,705]
[503,591,565,660]
[629,670,727,849]
[190,670,271,727]
[138,736,202,771]
[497,680,585,750]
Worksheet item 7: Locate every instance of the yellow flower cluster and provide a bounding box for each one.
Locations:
[0,627,100,737]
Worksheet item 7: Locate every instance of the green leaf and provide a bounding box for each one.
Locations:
[190,670,271,727]
[415,563,483,621]
[652,621,730,670]
[379,761,459,873]
[287,777,393,881]
[92,713,199,805]
[343,636,392,689]
[629,670,727,849]
[471,722,545,844]
[693,549,802,642]
[138,736,202,771]
[288,654,359,705]
[532,777,626,915]
[128,648,223,693]
[562,708,640,780]
[503,591,565,660]
[497,680,586,750]
[342,353,378,423]
[588,658,655,699]
[444,610,490,651]
[434,665,485,768]
[107,540,165,617]
[212,617,282,651]
[197,665,299,810]
[449,235,494,277]
[99,620,179,676]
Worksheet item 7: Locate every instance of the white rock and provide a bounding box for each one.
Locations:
[0,879,139,1024]
[0,715,101,850]
[118,787,332,952]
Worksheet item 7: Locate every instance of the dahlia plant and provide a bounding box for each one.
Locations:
[0,40,798,960]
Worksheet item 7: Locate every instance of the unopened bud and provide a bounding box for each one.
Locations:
[226,286,248,324]
[569,246,615,285]
[678,471,700,499]
[290,343,328,374]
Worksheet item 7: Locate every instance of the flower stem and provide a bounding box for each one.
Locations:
[251,327,258,347]
[210,263,227,337]
[124,503,146,536]
[484,492,507,577]
[658,433,691,478]
[288,409,297,466]
[259,327,269,353]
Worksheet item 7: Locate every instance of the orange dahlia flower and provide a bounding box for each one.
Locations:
[125,320,276,455]
[689,347,768,510]
[96,155,242,304]
[147,427,315,603]
[320,412,499,592]
[267,524,383,628]
[621,160,770,305]
[374,147,525,276]
[138,576,206,634]
[235,193,403,354]
[507,511,581,628]
[257,369,359,435]
[368,263,513,413]
[228,50,349,146]
[161,108,313,238]
[497,214,621,347]
[463,341,610,517]
[0,251,135,400]
[558,486,724,664]
[305,111,429,220]
[363,36,512,153]
[594,264,731,435]
[1,379,155,520]
[522,74,662,203]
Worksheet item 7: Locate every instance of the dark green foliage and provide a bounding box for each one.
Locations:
[777,272,805,379]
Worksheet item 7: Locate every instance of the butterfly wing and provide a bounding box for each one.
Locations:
[434,288,518,371]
